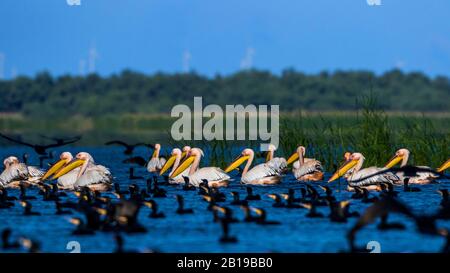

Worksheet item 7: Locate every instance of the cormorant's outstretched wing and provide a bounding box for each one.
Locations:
[0,133,35,148]
[44,137,81,149]
[39,134,81,144]
[123,156,147,166]
[348,165,449,184]
[105,140,131,148]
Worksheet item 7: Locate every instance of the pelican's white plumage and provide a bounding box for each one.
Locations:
[287,146,324,181]
[240,163,280,185]
[265,144,287,174]
[225,148,282,185]
[147,144,167,173]
[384,148,438,184]
[50,152,112,191]
[330,152,400,188]
[170,148,230,187]
[0,156,43,186]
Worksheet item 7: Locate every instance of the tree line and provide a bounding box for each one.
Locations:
[0,68,448,118]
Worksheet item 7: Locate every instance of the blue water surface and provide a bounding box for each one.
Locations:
[0,146,449,253]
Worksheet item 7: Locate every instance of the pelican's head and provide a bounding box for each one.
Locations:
[151,144,161,158]
[41,152,74,180]
[437,159,450,173]
[169,148,203,178]
[385,148,410,168]
[224,148,253,173]
[159,148,182,175]
[76,152,94,162]
[182,146,191,158]
[3,156,19,168]
[344,152,351,161]
[328,153,362,183]
[287,146,306,165]
[51,152,92,180]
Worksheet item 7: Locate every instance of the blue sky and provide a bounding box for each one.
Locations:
[0,0,449,79]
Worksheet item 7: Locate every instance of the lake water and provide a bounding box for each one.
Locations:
[0,146,449,253]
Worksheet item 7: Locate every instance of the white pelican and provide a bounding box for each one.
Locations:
[170,148,230,187]
[0,156,44,187]
[224,148,281,185]
[286,146,324,181]
[328,152,400,189]
[147,144,167,173]
[159,148,191,184]
[44,152,112,191]
[384,148,441,184]
[264,144,287,174]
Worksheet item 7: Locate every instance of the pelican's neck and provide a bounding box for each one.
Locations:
[77,159,90,179]
[267,150,274,162]
[153,147,160,159]
[297,147,305,165]
[189,153,201,175]
[355,156,364,173]
[401,151,409,167]
[242,150,254,176]
[169,153,182,177]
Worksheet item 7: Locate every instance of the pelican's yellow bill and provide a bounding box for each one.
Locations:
[286,152,299,165]
[159,154,177,175]
[170,155,195,178]
[224,155,250,173]
[384,154,403,169]
[41,159,67,181]
[52,159,85,179]
[328,159,358,182]
[437,159,450,173]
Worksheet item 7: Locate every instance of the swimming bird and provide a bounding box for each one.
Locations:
[361,188,379,203]
[143,200,165,218]
[267,194,286,208]
[105,140,151,155]
[230,192,248,206]
[218,216,238,243]
[251,208,281,225]
[318,185,336,203]
[171,148,230,187]
[286,146,324,181]
[182,176,196,191]
[159,148,191,184]
[146,143,167,173]
[240,205,258,222]
[0,189,15,208]
[47,152,112,191]
[225,148,281,185]
[403,178,421,192]
[1,228,20,250]
[176,195,194,214]
[0,156,44,187]
[69,217,95,235]
[328,152,400,188]
[301,203,324,218]
[264,144,288,174]
[384,148,440,184]
[19,183,37,201]
[20,201,41,216]
[245,186,261,200]
[55,201,72,215]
